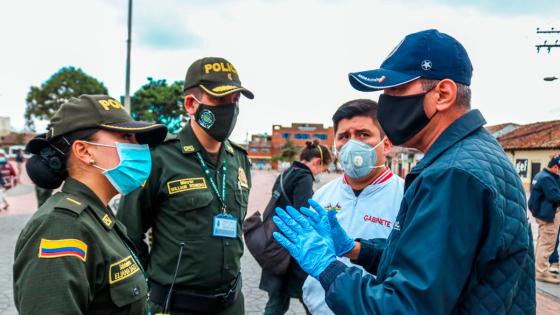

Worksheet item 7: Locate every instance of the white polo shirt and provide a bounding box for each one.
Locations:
[302,168,404,315]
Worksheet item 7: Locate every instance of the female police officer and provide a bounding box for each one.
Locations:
[13,95,167,315]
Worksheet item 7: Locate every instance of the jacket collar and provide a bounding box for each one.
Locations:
[411,109,487,173]
[61,177,116,230]
[544,168,560,179]
[178,122,235,156]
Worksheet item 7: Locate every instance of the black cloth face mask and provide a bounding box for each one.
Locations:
[378,91,435,146]
[194,102,239,142]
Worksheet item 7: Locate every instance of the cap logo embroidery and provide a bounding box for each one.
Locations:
[357,74,386,83]
[421,60,432,71]
[203,62,238,74]
[98,99,125,111]
[198,109,215,129]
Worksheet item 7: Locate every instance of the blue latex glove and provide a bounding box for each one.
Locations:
[302,199,355,257]
[272,206,336,278]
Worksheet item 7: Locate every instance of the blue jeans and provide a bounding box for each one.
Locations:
[550,229,560,264]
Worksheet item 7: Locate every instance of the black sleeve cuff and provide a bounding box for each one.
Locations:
[350,238,386,275]
[319,260,348,291]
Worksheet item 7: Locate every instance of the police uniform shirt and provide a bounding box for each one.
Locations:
[117,122,251,291]
[14,178,148,315]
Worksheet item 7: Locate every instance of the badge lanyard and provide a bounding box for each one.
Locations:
[195,152,228,214]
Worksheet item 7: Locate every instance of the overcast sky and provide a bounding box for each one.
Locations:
[1,0,559,143]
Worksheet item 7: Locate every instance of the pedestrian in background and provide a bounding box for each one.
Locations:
[529,155,560,284]
[13,95,167,314]
[15,148,24,181]
[260,140,332,315]
[0,152,16,188]
[550,231,560,274]
[0,153,12,210]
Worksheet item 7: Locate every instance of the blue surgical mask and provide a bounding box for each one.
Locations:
[338,138,385,179]
[86,142,152,195]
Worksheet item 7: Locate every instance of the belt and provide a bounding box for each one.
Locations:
[149,274,242,313]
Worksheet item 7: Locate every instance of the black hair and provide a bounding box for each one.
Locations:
[26,128,98,189]
[332,99,384,136]
[299,140,332,165]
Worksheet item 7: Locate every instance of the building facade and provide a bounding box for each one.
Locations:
[247,133,272,170]
[496,120,560,192]
[271,123,334,156]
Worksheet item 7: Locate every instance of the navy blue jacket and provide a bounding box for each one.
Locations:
[528,169,560,222]
[318,110,535,314]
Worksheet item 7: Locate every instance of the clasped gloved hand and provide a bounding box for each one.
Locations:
[272,206,336,278]
[300,199,355,257]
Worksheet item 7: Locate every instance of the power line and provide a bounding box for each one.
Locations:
[536,27,560,53]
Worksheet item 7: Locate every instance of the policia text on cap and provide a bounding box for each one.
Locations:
[118,57,254,315]
[13,95,167,314]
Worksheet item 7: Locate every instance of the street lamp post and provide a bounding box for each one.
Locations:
[124,0,133,112]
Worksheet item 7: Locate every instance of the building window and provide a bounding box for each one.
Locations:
[294,133,310,140]
[282,133,291,139]
[314,134,327,140]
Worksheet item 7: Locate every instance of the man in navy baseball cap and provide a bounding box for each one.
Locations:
[272,29,536,314]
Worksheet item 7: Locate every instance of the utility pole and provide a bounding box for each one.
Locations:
[536,27,560,53]
[124,0,133,111]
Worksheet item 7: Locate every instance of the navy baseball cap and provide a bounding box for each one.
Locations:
[349,29,473,91]
[550,155,560,167]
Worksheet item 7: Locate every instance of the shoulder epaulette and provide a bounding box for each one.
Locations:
[228,141,248,155]
[163,133,179,143]
[52,193,88,215]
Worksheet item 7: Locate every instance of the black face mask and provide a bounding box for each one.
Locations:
[195,103,239,142]
[378,91,435,146]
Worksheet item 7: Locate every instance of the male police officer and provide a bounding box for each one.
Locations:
[118,57,253,315]
[273,29,536,314]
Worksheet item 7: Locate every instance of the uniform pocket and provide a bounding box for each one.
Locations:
[167,190,214,212]
[109,268,147,308]
[234,187,250,220]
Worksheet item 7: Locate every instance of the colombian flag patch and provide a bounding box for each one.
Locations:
[38,239,88,262]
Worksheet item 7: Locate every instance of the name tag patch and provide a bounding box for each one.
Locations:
[109,256,140,284]
[167,177,207,195]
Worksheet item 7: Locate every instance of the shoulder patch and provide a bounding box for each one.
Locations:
[228,141,248,155]
[38,238,87,262]
[53,193,88,215]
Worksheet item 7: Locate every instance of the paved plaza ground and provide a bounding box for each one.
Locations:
[0,167,558,314]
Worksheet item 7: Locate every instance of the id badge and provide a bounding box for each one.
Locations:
[213,214,238,238]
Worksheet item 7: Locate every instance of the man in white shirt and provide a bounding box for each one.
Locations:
[302,99,404,315]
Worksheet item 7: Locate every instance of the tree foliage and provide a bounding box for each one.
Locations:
[131,78,185,133]
[280,139,299,161]
[24,66,108,130]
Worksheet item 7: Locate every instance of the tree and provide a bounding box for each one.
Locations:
[25,67,108,130]
[131,78,185,133]
[280,139,299,161]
